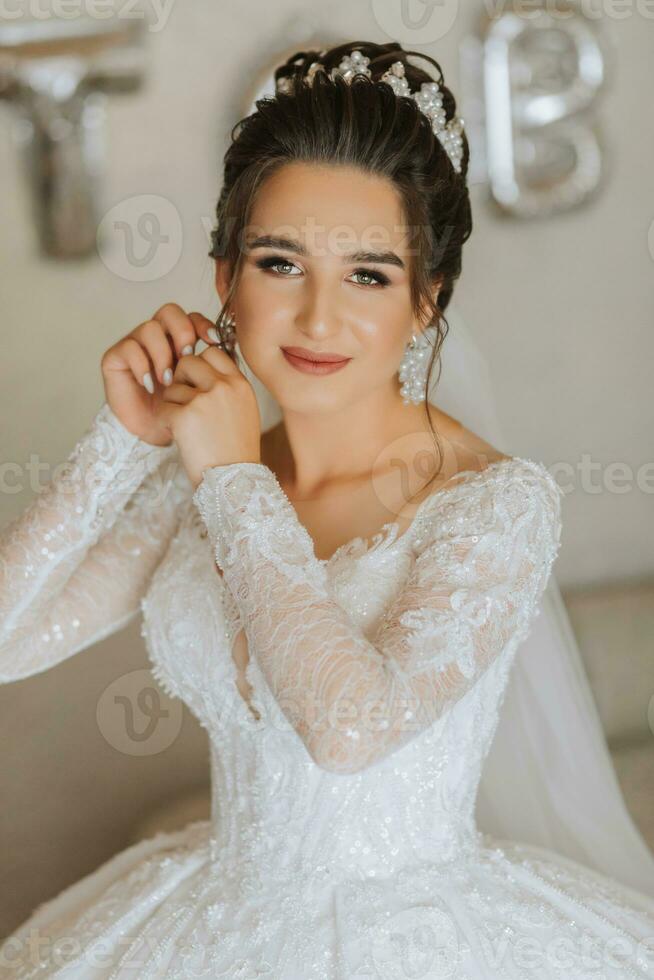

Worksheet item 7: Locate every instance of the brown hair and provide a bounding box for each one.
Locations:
[208,40,472,491]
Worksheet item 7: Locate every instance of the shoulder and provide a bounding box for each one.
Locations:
[415,450,563,556]
[413,457,563,595]
[453,455,563,524]
[487,456,563,515]
[425,407,562,512]
[420,405,513,485]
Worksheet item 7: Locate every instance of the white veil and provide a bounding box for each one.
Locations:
[433,308,654,899]
[242,307,654,900]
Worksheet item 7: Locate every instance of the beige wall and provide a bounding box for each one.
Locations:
[1,0,652,936]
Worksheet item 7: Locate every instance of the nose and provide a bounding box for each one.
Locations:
[294,277,342,342]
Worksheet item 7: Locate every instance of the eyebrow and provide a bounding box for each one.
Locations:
[245,235,406,270]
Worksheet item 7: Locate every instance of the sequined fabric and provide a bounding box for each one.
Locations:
[191,457,562,773]
[2,404,654,979]
[0,403,188,681]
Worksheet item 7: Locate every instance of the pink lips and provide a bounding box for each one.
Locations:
[281,347,351,375]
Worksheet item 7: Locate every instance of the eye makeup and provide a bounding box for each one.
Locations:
[254,254,391,288]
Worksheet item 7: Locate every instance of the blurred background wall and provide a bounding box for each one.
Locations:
[1,0,653,937]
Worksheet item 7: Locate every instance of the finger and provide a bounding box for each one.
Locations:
[188,311,226,347]
[132,320,177,387]
[161,382,196,405]
[108,337,157,394]
[155,399,181,432]
[173,354,218,391]
[199,344,242,378]
[152,302,200,358]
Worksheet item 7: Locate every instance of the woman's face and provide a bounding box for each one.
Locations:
[216,161,436,415]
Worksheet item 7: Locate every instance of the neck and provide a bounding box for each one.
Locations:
[270,378,433,498]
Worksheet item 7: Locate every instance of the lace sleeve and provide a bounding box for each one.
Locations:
[193,460,563,774]
[0,404,191,683]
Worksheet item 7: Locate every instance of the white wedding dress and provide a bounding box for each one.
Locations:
[1,402,654,980]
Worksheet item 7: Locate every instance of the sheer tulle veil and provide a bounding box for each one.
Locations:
[427,308,654,899]
[239,305,654,900]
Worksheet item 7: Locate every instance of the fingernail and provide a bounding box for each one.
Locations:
[207,327,219,343]
[163,368,173,386]
[181,344,194,356]
[143,372,155,394]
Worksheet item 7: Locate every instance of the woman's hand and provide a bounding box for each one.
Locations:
[100,304,218,447]
[157,339,261,489]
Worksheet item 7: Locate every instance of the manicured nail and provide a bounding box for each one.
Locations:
[207,327,219,343]
[181,344,194,356]
[142,372,155,394]
[163,368,173,386]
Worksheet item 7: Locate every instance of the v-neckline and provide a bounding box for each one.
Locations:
[313,455,528,567]
[204,455,542,732]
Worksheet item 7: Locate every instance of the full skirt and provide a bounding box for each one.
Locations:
[2,819,654,979]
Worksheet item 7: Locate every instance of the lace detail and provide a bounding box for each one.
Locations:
[192,457,564,774]
[3,429,654,980]
[0,404,192,682]
[314,456,532,568]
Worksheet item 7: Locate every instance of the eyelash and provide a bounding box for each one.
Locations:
[254,255,391,288]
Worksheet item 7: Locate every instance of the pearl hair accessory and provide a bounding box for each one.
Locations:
[276,48,465,176]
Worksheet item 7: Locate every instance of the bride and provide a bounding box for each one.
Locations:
[1,39,654,979]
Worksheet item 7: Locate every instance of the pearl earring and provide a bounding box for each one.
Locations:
[398,325,437,405]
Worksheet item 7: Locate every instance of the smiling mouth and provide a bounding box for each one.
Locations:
[281,348,352,375]
[280,346,351,364]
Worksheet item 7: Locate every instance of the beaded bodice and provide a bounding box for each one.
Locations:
[142,494,522,893]
[142,449,563,895]
[0,403,563,901]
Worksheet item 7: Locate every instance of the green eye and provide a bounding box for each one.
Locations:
[256,257,298,275]
[255,255,390,288]
[351,269,389,288]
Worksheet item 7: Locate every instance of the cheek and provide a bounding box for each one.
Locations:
[236,274,293,338]
[231,321,288,386]
[351,316,409,365]
[239,263,294,305]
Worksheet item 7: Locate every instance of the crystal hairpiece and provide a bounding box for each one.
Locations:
[275,48,465,175]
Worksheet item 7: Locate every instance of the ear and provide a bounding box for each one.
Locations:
[429,275,443,319]
[414,276,443,335]
[214,257,231,306]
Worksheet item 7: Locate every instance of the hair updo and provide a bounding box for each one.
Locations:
[208,40,473,486]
